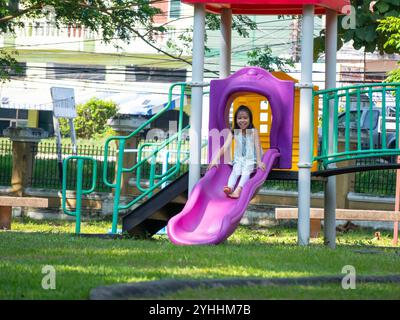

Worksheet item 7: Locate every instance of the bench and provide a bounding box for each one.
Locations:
[0,196,49,230]
[275,208,400,238]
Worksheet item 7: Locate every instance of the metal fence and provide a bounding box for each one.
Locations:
[136,138,208,182]
[263,179,324,193]
[0,139,398,196]
[0,140,12,186]
[353,157,396,196]
[28,139,203,192]
[30,143,116,192]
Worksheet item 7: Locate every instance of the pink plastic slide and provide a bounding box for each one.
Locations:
[167,148,280,245]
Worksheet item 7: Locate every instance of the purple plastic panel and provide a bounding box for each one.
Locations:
[167,148,280,245]
[208,67,295,169]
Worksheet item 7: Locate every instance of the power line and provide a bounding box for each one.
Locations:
[8,63,393,82]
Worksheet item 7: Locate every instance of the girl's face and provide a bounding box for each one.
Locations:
[236,110,250,130]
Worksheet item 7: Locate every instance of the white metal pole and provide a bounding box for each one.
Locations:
[324,9,338,249]
[394,153,400,246]
[298,5,315,246]
[220,8,232,79]
[161,150,170,189]
[188,3,206,194]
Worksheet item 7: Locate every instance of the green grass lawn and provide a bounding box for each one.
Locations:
[1,218,399,300]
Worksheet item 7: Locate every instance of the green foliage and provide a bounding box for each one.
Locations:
[205,14,257,38]
[314,0,400,60]
[60,98,117,139]
[0,49,21,83]
[166,27,193,57]
[165,14,258,59]
[377,16,400,52]
[385,67,400,83]
[0,0,161,41]
[247,46,295,72]
[377,16,400,82]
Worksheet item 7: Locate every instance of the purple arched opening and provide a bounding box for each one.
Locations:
[208,67,295,168]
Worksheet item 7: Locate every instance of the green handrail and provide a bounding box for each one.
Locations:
[313,82,400,169]
[135,126,189,193]
[102,82,209,234]
[62,81,209,235]
[62,156,97,234]
[102,82,187,188]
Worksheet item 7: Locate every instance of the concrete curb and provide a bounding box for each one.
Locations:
[89,274,400,300]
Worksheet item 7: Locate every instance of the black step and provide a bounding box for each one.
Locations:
[122,173,188,237]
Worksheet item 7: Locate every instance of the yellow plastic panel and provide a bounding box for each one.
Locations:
[230,71,319,172]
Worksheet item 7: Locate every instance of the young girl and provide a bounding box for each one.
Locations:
[208,105,266,199]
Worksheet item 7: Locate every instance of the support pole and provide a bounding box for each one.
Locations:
[298,5,314,246]
[394,156,400,246]
[188,4,205,194]
[324,9,338,249]
[220,8,232,79]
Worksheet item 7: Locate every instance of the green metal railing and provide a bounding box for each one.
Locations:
[30,143,115,191]
[62,156,97,234]
[313,83,400,170]
[102,82,191,234]
[62,82,208,234]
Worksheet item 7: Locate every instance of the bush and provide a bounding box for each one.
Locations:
[60,98,118,139]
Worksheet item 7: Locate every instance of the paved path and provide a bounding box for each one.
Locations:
[90,274,400,300]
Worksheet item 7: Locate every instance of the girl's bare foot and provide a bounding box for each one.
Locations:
[223,186,233,195]
[229,187,242,199]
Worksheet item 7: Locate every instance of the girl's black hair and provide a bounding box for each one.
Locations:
[234,105,254,130]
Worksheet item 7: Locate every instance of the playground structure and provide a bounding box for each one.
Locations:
[168,67,294,244]
[59,0,400,247]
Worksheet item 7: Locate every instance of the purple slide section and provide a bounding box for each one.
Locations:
[167,148,280,245]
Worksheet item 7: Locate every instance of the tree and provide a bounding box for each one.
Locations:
[377,16,400,82]
[205,14,257,38]
[166,14,258,57]
[0,0,175,82]
[0,48,21,82]
[0,1,259,81]
[247,46,295,72]
[386,68,400,83]
[60,98,117,139]
[314,0,400,60]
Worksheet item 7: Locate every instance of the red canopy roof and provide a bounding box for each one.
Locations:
[181,0,350,15]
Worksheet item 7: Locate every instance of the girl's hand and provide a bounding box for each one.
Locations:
[258,161,266,171]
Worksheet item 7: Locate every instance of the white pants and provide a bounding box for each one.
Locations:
[227,171,251,189]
